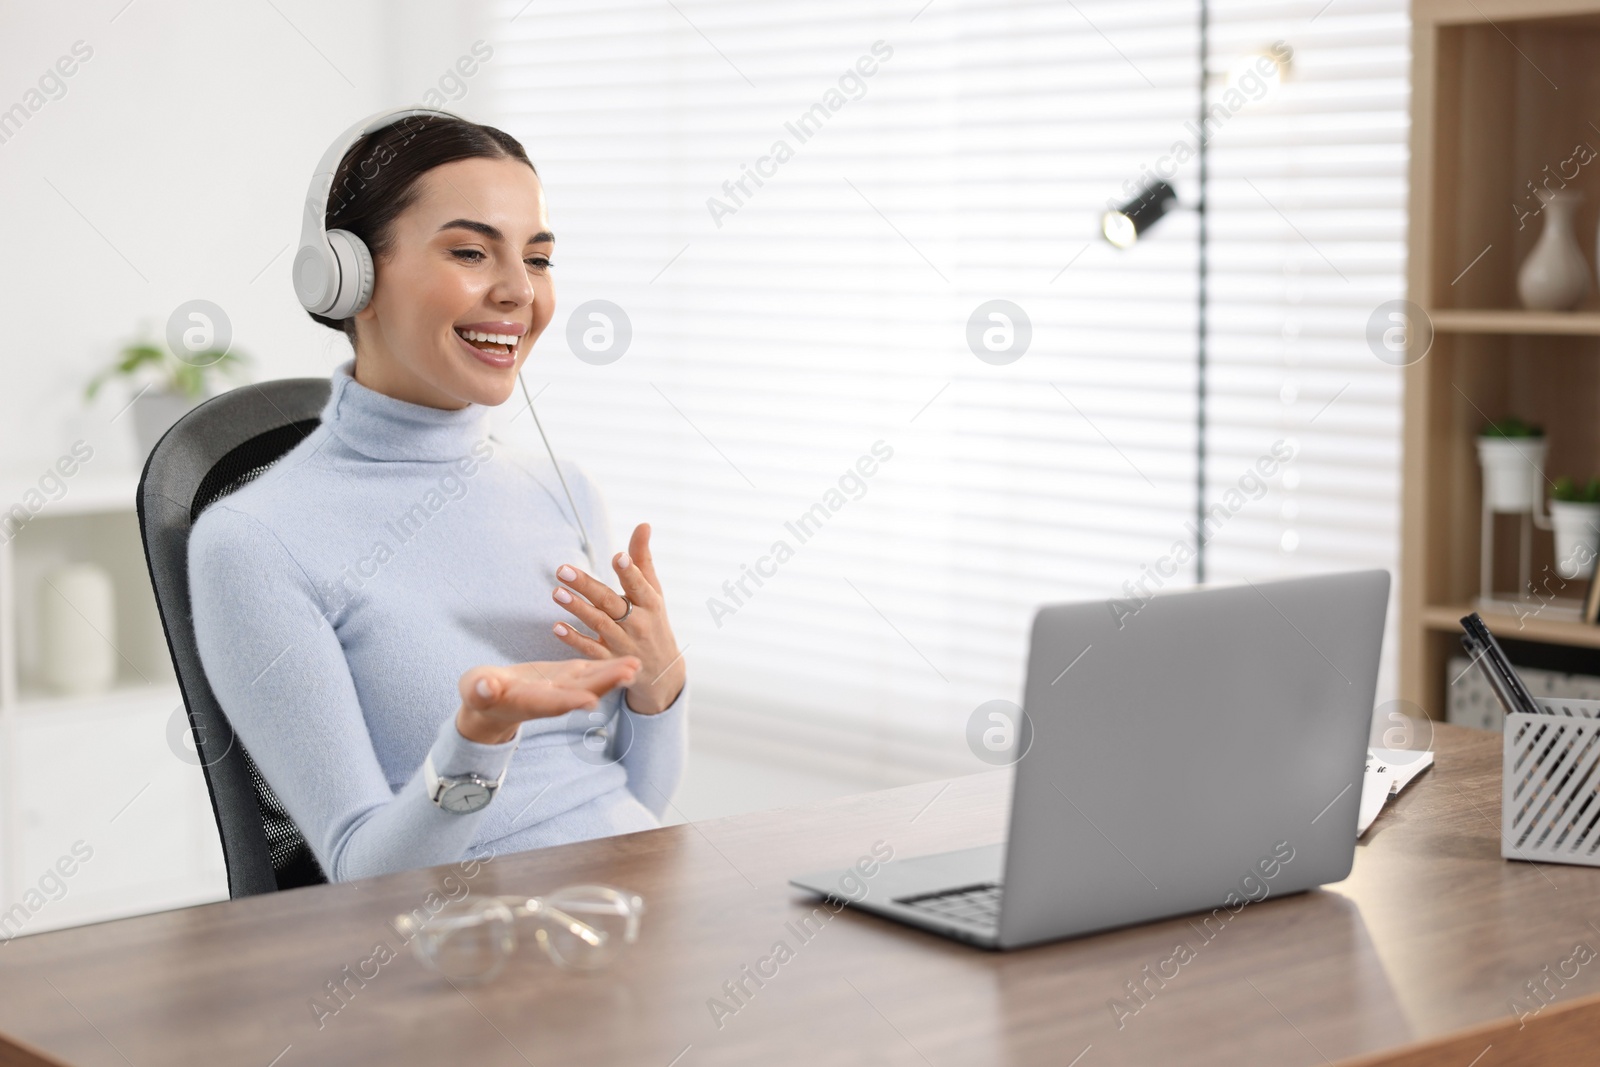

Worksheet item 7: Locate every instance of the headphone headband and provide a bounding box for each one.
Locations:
[294,106,468,318]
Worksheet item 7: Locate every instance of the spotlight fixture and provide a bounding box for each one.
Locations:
[1101,179,1179,249]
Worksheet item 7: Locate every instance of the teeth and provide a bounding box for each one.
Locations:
[457,329,517,346]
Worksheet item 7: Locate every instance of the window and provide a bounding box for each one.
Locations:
[1201,0,1408,702]
[484,0,1406,778]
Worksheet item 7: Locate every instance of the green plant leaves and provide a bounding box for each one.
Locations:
[1480,415,1543,439]
[1552,475,1600,503]
[82,338,249,402]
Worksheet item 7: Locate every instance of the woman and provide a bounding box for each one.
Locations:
[188,114,688,883]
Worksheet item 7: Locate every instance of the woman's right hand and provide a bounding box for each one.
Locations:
[455,656,642,745]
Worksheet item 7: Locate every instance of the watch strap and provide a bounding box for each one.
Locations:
[424,749,512,808]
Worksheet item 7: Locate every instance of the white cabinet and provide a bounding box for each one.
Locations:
[9,689,226,934]
[0,470,227,940]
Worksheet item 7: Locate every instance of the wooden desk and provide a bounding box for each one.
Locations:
[3,723,1600,1066]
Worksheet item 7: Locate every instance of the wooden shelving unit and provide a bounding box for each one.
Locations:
[1419,604,1600,650]
[1401,0,1600,713]
[1431,309,1600,335]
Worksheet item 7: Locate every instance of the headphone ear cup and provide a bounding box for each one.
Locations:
[324,229,375,319]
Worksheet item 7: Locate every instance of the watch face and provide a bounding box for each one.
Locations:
[440,780,492,814]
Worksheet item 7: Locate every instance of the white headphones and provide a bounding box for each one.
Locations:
[294,106,601,574]
[293,106,467,319]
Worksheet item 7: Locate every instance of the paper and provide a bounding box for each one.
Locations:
[1357,747,1434,836]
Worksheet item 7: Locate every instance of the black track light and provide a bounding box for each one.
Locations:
[1101,179,1180,248]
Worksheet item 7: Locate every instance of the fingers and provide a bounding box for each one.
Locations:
[555,562,628,620]
[611,544,660,610]
[573,655,641,695]
[540,659,633,684]
[537,654,640,699]
[629,523,663,595]
[553,582,627,641]
[459,667,500,710]
[553,619,612,658]
[459,666,595,715]
[459,657,640,717]
[553,525,664,623]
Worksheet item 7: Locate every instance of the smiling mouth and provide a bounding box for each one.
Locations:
[454,327,518,356]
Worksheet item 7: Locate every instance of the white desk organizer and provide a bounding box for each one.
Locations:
[1504,696,1600,867]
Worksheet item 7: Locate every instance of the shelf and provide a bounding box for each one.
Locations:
[12,678,179,716]
[1430,309,1600,336]
[1421,604,1600,650]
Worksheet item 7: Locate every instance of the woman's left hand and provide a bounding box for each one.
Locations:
[551,522,686,715]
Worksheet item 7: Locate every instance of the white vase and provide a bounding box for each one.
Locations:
[1477,436,1546,512]
[39,562,117,696]
[1550,500,1600,579]
[1518,190,1590,310]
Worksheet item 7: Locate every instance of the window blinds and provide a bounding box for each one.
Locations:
[483,0,1406,778]
[1200,0,1408,703]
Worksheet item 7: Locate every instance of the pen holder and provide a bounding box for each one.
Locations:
[1503,696,1600,868]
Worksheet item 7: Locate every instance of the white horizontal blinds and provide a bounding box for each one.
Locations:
[1198,0,1408,702]
[486,0,1201,768]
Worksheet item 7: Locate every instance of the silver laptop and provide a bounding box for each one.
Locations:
[790,569,1390,950]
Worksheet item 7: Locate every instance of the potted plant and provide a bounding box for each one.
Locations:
[84,328,250,457]
[1550,476,1600,579]
[1476,416,1546,513]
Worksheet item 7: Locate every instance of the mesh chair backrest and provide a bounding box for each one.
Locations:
[191,420,320,519]
[189,419,326,889]
[137,379,331,897]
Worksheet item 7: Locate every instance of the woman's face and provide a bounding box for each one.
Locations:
[350,155,555,410]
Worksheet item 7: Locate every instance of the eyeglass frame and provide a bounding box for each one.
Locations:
[392,885,644,981]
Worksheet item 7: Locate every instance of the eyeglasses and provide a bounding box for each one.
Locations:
[393,884,644,981]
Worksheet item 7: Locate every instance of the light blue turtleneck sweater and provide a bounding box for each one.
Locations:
[187,358,688,882]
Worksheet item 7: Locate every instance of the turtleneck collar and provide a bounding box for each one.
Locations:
[321,358,491,462]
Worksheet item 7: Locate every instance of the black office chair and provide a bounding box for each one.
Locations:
[137,377,331,897]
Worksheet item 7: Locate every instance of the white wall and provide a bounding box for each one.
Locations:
[0,0,506,476]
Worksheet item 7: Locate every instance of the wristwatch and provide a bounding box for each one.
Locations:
[424,752,509,814]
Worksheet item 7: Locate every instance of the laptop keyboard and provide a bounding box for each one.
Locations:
[896,881,1003,928]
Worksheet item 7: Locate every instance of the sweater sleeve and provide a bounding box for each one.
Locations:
[615,679,690,817]
[561,459,689,817]
[187,503,521,882]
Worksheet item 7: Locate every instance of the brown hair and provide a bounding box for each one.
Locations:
[306,114,537,343]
